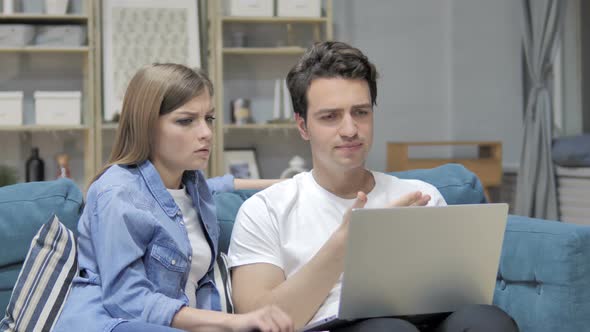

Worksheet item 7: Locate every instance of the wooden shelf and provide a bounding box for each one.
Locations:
[223,47,306,55]
[0,14,88,23]
[387,141,502,201]
[222,16,327,24]
[0,46,89,53]
[224,123,298,130]
[0,125,89,132]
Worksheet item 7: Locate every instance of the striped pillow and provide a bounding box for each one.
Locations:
[213,252,234,313]
[0,215,77,332]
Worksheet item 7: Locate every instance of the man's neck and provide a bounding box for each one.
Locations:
[312,165,375,199]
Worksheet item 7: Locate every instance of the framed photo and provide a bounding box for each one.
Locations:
[102,0,201,122]
[224,149,260,179]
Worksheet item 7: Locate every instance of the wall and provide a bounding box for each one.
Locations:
[449,0,523,170]
[333,0,523,171]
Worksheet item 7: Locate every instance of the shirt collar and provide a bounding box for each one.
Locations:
[138,160,185,217]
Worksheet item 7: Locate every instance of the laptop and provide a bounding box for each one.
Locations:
[301,203,508,332]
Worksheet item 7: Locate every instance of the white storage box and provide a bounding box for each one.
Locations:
[225,0,273,17]
[35,25,86,46]
[0,91,24,126]
[277,0,321,17]
[34,91,81,125]
[0,25,35,47]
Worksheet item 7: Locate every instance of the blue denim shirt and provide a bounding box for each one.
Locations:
[54,161,234,332]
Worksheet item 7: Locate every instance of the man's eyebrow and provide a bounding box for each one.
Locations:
[351,103,372,109]
[316,108,342,114]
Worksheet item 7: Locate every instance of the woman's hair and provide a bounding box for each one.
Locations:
[91,63,213,185]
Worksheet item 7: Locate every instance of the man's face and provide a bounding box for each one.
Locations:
[296,77,373,172]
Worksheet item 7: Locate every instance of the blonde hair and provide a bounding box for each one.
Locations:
[91,63,213,186]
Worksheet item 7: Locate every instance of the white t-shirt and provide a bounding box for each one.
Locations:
[168,187,212,308]
[228,170,447,324]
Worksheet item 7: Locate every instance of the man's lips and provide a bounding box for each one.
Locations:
[335,142,363,149]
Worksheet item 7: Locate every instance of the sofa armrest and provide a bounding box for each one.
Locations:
[494,215,590,332]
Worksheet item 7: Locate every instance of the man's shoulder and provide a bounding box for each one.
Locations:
[241,172,311,211]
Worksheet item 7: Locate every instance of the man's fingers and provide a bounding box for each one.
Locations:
[352,191,368,209]
[413,194,431,206]
[387,191,422,207]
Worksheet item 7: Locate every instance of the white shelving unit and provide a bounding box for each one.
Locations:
[0,1,97,187]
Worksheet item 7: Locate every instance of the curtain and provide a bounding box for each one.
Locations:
[515,0,567,220]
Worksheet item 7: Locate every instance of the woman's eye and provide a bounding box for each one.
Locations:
[176,119,193,125]
[206,116,216,123]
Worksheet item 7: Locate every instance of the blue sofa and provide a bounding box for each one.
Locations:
[2,164,590,331]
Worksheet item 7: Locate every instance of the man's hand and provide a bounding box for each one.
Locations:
[386,190,431,208]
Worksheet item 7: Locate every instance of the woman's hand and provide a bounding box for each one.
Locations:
[226,305,294,332]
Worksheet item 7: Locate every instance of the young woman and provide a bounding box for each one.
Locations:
[54,64,293,332]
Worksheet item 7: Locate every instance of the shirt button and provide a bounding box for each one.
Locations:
[171,259,176,265]
[180,221,185,226]
[177,211,182,216]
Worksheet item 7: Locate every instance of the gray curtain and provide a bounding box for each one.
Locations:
[515,0,566,220]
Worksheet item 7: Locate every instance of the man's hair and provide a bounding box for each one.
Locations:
[286,41,378,121]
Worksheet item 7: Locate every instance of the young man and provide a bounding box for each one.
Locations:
[228,41,518,332]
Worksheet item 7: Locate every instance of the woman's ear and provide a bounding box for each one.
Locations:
[295,113,310,140]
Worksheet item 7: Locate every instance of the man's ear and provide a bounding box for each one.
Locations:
[295,113,310,140]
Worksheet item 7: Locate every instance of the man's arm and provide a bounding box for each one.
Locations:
[231,228,348,329]
[231,194,367,329]
[231,191,429,329]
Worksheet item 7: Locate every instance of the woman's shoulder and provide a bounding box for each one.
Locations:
[87,165,145,201]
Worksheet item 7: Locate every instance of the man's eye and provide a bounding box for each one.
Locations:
[321,114,336,120]
[206,116,216,123]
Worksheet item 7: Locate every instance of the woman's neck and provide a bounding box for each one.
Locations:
[151,159,183,189]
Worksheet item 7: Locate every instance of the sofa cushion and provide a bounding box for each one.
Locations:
[0,215,77,332]
[552,134,590,167]
[392,163,486,205]
[214,163,484,253]
[0,179,83,311]
[493,215,590,332]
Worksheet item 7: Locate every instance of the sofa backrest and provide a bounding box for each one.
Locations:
[0,179,83,311]
[214,163,486,253]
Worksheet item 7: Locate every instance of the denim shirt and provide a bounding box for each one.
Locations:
[54,162,234,332]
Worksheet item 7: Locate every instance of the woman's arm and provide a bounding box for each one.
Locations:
[90,186,292,332]
[172,306,293,332]
[233,178,284,190]
[207,174,284,194]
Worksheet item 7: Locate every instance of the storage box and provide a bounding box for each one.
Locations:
[0,25,35,47]
[0,92,24,126]
[34,91,81,125]
[34,25,86,46]
[277,0,321,17]
[225,0,273,17]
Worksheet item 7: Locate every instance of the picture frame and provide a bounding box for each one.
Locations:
[224,149,260,179]
[102,0,201,122]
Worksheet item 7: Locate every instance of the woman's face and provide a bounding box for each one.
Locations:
[151,92,215,177]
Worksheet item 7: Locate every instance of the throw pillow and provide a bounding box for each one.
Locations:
[0,215,77,332]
